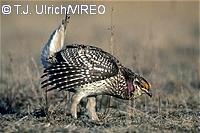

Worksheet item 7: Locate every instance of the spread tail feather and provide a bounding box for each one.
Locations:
[41,14,70,68]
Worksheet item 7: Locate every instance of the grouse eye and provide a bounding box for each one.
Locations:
[136,80,147,89]
[134,81,142,87]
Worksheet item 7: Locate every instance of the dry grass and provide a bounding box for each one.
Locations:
[0,1,199,132]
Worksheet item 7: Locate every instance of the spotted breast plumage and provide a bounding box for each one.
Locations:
[41,14,152,121]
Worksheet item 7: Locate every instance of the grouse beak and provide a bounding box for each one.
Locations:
[142,88,152,97]
[146,90,152,97]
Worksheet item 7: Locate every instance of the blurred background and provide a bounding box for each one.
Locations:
[0,1,199,132]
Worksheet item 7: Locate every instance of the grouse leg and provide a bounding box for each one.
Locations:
[86,97,99,121]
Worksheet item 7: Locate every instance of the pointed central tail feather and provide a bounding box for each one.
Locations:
[41,14,70,68]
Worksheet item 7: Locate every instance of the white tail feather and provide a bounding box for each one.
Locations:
[41,14,69,68]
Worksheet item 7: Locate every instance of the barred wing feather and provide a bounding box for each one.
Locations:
[41,44,119,91]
